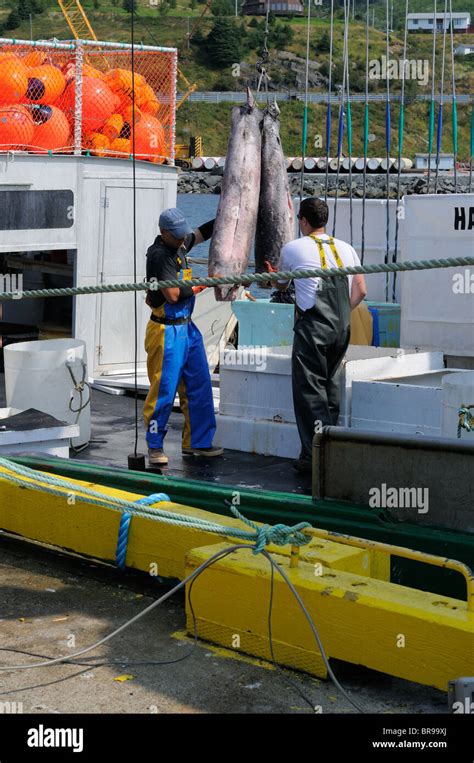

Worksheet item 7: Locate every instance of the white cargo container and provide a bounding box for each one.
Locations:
[400,194,474,358]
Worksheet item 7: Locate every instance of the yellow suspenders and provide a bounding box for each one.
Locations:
[308,234,344,270]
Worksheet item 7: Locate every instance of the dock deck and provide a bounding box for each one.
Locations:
[0,378,448,713]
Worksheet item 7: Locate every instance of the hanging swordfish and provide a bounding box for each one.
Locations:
[255,101,295,275]
[208,89,263,301]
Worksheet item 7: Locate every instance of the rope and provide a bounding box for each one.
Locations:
[0,257,472,302]
[384,0,391,302]
[299,0,312,201]
[458,405,474,438]
[115,493,170,569]
[427,0,437,192]
[392,0,409,303]
[324,0,335,203]
[361,0,370,264]
[344,20,353,246]
[434,0,448,194]
[0,458,311,553]
[448,0,458,192]
[332,0,349,237]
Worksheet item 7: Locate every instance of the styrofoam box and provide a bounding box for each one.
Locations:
[216,346,445,457]
[351,369,470,436]
[218,346,444,425]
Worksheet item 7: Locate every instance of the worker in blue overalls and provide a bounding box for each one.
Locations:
[144,208,224,466]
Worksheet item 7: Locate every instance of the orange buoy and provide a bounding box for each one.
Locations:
[26,65,66,105]
[30,105,70,153]
[136,83,159,117]
[60,76,116,132]
[0,58,29,104]
[110,137,131,157]
[22,51,47,68]
[133,115,165,160]
[84,131,110,157]
[102,113,124,141]
[0,105,34,149]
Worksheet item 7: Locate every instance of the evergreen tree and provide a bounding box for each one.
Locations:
[5,8,21,29]
[122,0,137,13]
[210,0,233,16]
[314,30,330,53]
[206,18,241,68]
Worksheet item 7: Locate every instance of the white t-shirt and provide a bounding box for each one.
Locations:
[279,233,361,311]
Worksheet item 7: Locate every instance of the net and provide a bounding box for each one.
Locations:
[0,38,177,164]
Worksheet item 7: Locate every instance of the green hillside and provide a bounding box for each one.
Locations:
[0,0,472,158]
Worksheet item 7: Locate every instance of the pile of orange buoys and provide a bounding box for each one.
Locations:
[0,52,166,161]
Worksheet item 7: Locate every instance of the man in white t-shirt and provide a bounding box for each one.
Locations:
[273,197,367,473]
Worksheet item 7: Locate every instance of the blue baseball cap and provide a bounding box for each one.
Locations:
[159,208,192,239]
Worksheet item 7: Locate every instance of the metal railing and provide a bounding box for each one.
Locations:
[177,91,474,104]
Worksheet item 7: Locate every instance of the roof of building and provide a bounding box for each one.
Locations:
[407,11,471,19]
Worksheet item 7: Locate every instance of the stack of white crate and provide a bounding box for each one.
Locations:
[215,346,444,458]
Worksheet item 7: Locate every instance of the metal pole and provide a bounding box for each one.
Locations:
[29,14,33,41]
[299,0,311,200]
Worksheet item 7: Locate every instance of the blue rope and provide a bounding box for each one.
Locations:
[115,493,170,570]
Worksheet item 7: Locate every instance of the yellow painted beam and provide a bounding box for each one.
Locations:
[0,467,387,581]
[185,542,474,691]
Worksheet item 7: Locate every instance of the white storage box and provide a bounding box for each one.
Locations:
[216,346,445,457]
[351,369,471,436]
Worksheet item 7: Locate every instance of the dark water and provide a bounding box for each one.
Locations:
[177,193,268,298]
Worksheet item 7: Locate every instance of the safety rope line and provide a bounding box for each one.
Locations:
[384,0,391,302]
[299,0,312,201]
[0,257,472,302]
[434,0,448,194]
[448,0,458,193]
[458,405,474,438]
[344,18,353,246]
[0,458,311,553]
[392,0,409,303]
[332,0,350,237]
[324,0,335,203]
[427,0,437,192]
[361,0,370,264]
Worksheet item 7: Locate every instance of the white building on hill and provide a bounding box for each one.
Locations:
[407,11,472,33]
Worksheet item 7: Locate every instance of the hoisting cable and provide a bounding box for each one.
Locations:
[392,0,409,303]
[384,0,391,302]
[361,0,370,264]
[256,0,271,103]
[448,0,458,193]
[332,0,349,237]
[324,0,335,203]
[434,0,448,194]
[427,0,437,192]
[344,26,354,246]
[299,0,312,201]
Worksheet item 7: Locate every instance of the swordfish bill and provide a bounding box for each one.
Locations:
[208,88,263,301]
[255,101,295,275]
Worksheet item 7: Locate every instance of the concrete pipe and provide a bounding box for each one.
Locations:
[367,157,382,172]
[304,157,317,172]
